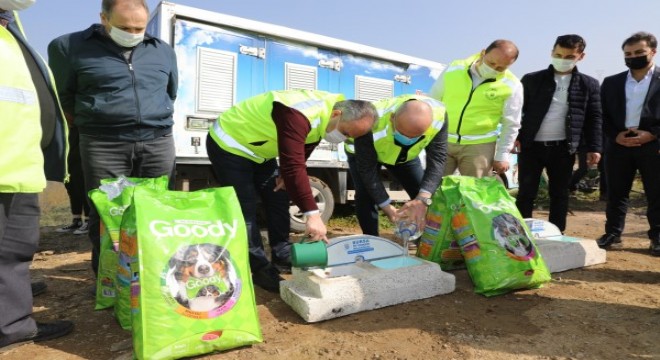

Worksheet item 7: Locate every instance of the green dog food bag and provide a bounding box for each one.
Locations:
[89,175,169,311]
[451,176,551,297]
[129,187,262,360]
[417,176,465,270]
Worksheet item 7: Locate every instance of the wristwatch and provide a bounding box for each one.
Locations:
[415,196,432,206]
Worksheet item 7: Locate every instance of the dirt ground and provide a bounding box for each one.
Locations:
[3,194,659,360]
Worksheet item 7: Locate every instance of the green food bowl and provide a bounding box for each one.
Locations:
[291,241,328,268]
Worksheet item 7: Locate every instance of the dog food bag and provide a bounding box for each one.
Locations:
[417,176,465,270]
[451,176,551,297]
[126,187,261,360]
[89,176,169,310]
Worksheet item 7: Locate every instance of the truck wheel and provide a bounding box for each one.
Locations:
[289,177,334,233]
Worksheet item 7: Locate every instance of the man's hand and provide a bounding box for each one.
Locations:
[616,128,657,147]
[273,176,286,191]
[492,161,510,174]
[397,199,428,231]
[382,204,398,224]
[511,140,521,154]
[586,152,601,166]
[304,213,328,243]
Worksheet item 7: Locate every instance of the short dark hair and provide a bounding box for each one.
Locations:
[101,0,149,16]
[554,34,586,53]
[621,31,657,50]
[485,39,519,60]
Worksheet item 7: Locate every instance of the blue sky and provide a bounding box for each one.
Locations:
[18,0,660,83]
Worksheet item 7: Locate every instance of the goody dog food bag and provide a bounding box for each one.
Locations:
[450,176,551,297]
[123,186,262,360]
[89,176,169,311]
[417,176,466,270]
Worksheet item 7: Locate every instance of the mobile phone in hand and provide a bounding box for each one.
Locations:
[625,130,638,138]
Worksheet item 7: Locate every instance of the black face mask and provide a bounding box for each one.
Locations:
[625,54,651,70]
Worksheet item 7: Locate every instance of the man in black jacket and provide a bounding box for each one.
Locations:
[597,32,660,256]
[515,34,602,233]
[48,0,178,276]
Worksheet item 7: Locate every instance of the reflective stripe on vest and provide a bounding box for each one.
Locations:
[447,128,500,142]
[212,121,265,163]
[0,85,36,105]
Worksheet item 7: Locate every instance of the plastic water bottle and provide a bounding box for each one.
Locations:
[394,210,423,255]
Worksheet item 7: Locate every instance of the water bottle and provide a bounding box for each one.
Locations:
[394,209,423,255]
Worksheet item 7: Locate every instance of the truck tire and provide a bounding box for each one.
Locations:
[289,177,334,233]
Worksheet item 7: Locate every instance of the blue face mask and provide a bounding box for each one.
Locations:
[393,130,421,146]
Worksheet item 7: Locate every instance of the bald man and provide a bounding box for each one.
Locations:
[429,39,523,177]
[345,95,448,236]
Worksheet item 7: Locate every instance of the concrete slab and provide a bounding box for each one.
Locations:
[535,236,607,273]
[280,256,455,323]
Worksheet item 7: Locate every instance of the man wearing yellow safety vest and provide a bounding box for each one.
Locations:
[0,1,73,351]
[206,90,377,292]
[345,95,448,237]
[429,40,523,177]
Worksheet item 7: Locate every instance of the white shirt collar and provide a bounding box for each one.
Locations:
[626,64,655,83]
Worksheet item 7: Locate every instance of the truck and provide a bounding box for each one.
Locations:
[146,2,449,231]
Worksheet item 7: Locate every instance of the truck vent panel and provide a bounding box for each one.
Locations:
[196,47,237,113]
[355,75,393,101]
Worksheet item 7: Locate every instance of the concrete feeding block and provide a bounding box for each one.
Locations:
[280,256,455,323]
[535,236,607,273]
[525,218,607,273]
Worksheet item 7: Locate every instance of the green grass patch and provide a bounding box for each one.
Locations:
[328,204,395,231]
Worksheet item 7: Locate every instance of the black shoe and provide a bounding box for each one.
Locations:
[272,256,292,274]
[650,241,660,257]
[55,218,83,233]
[597,233,622,249]
[0,320,74,353]
[31,281,47,297]
[252,265,283,293]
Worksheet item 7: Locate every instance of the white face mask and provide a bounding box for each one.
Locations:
[0,0,35,11]
[478,61,502,79]
[551,58,576,73]
[324,128,347,144]
[109,26,144,48]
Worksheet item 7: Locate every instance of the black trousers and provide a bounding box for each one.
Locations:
[63,127,90,217]
[206,136,291,272]
[516,141,574,232]
[0,193,39,346]
[605,142,660,240]
[569,151,588,192]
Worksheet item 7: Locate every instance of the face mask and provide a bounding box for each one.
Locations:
[551,58,576,73]
[324,128,347,144]
[0,0,35,11]
[478,61,502,79]
[109,26,144,48]
[393,130,420,146]
[625,54,651,70]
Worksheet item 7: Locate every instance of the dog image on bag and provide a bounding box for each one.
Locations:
[492,213,534,260]
[165,244,237,312]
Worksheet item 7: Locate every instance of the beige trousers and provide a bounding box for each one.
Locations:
[443,141,496,178]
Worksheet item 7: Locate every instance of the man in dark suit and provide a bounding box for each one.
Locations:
[597,31,660,257]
